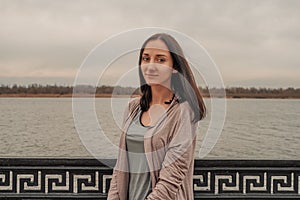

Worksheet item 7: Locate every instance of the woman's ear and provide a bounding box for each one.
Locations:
[172,68,178,74]
[172,65,178,73]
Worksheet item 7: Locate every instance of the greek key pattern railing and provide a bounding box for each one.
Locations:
[0,159,300,199]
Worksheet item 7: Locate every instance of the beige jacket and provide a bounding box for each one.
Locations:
[107,97,197,200]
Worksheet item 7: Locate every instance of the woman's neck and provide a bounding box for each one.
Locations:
[150,85,174,105]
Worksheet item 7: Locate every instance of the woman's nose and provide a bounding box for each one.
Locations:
[145,63,156,72]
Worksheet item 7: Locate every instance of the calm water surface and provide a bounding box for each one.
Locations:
[0,98,299,159]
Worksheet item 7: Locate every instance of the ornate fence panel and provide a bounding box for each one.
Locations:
[193,160,300,199]
[0,158,299,199]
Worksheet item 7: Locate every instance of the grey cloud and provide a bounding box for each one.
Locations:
[0,0,299,87]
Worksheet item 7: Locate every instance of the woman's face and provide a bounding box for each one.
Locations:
[140,39,176,88]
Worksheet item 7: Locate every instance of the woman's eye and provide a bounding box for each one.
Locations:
[157,58,166,62]
[142,57,149,61]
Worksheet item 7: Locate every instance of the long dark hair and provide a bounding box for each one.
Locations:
[138,33,206,122]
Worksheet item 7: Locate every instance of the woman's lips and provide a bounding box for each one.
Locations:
[145,74,158,77]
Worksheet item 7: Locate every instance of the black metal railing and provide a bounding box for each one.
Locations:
[0,158,299,199]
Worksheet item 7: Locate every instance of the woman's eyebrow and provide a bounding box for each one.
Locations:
[156,54,167,57]
[142,53,168,57]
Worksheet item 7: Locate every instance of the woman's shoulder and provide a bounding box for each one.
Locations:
[172,100,195,121]
[121,97,141,126]
[128,96,140,107]
[125,96,141,114]
[178,100,192,110]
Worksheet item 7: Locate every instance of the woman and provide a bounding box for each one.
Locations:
[108,33,206,200]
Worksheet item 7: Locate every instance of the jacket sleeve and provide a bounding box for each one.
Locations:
[107,169,120,200]
[146,104,197,200]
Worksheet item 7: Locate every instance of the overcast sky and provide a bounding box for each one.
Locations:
[0,0,299,88]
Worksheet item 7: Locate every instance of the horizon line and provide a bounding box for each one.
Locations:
[0,83,299,90]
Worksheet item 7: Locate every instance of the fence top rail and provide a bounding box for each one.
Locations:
[0,158,300,167]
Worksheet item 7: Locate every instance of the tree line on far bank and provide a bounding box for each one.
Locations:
[0,84,299,98]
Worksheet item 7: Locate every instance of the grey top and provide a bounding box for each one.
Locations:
[126,109,152,200]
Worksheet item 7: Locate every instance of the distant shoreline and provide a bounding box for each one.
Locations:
[1,85,299,99]
[0,93,127,98]
[0,93,299,99]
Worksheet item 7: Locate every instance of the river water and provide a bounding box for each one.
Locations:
[0,98,299,159]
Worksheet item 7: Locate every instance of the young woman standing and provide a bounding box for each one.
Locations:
[108,33,206,200]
